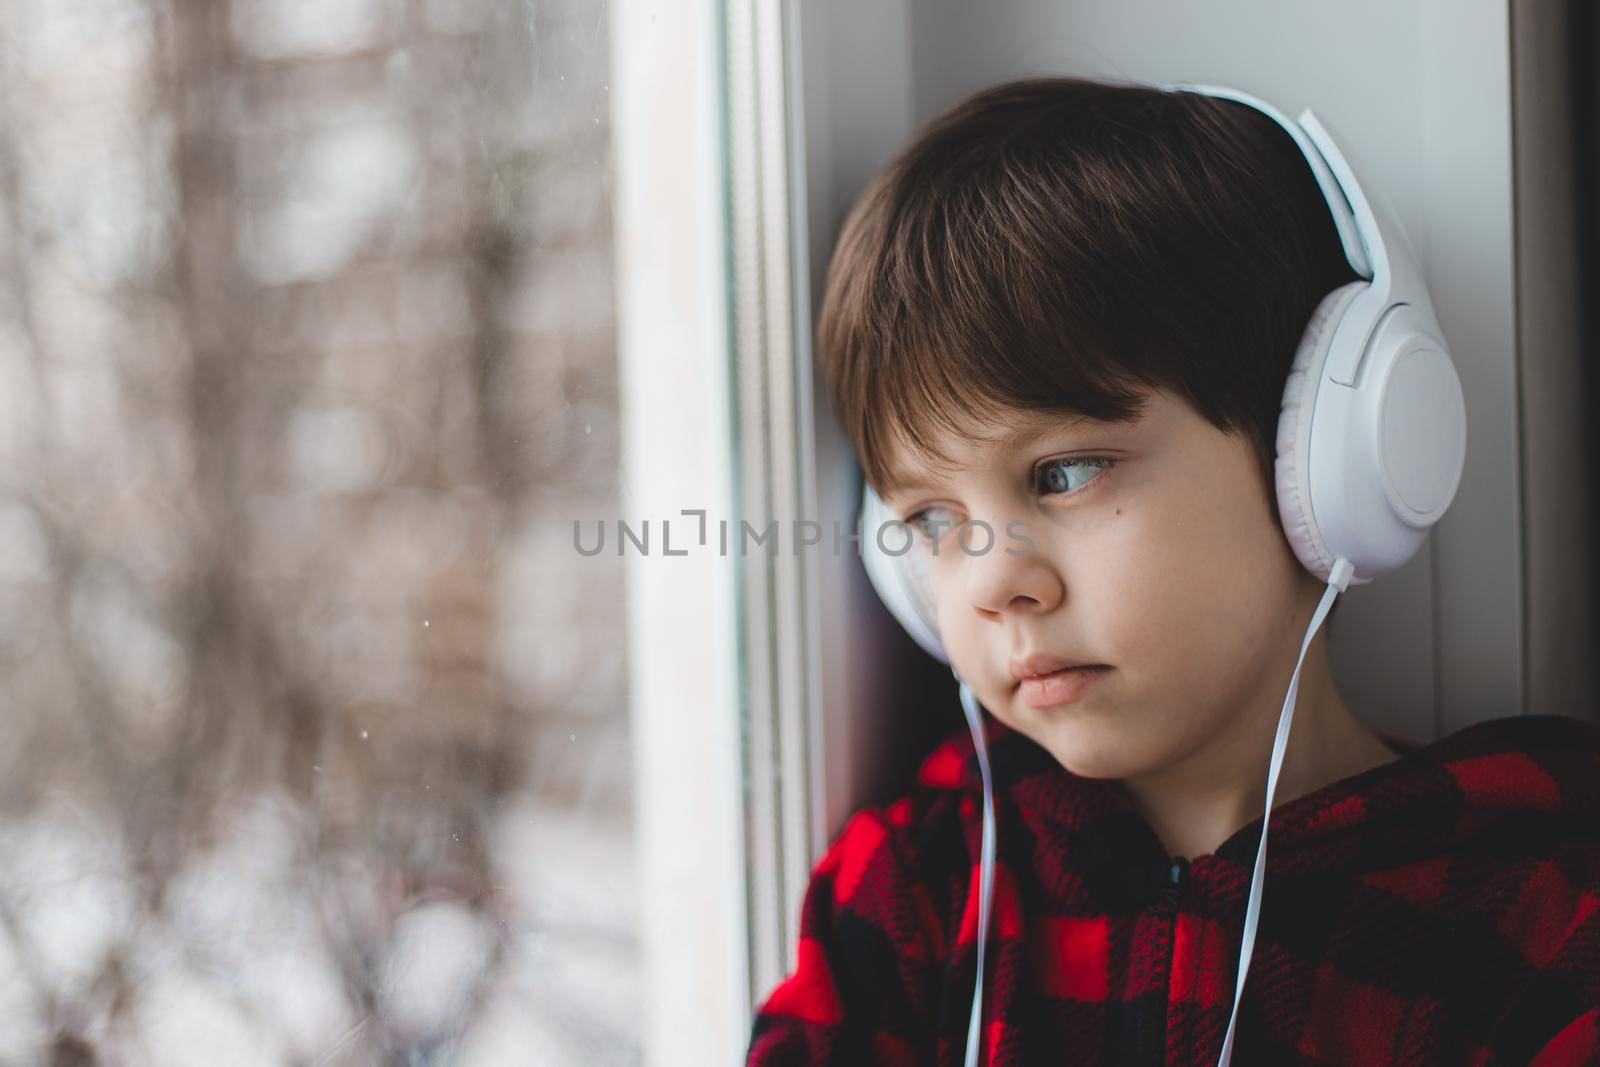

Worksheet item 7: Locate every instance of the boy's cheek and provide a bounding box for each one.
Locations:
[931,506,1282,681]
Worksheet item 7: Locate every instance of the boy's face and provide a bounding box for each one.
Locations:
[877,386,1323,783]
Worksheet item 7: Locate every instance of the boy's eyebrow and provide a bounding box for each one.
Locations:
[876,463,943,498]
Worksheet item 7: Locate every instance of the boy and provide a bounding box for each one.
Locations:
[745,77,1600,1065]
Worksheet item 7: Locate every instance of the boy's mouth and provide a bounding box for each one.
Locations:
[1010,653,1111,709]
[1014,665,1111,709]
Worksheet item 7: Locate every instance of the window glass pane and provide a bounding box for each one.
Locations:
[0,0,635,1061]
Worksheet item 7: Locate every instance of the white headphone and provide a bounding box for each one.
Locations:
[853,83,1467,1066]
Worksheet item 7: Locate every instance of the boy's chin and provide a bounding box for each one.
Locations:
[1009,710,1186,782]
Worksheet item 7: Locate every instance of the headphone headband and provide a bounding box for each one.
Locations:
[1160,82,1372,280]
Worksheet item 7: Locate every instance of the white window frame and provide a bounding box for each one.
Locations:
[612,0,823,1063]
[611,1,754,1064]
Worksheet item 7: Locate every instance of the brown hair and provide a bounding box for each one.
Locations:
[817,75,1361,512]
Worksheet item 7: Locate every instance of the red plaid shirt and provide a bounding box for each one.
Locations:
[745,713,1600,1065]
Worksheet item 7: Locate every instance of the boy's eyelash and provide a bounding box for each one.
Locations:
[900,456,1116,533]
[1033,455,1116,496]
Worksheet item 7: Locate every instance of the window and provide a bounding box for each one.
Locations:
[0,0,648,1061]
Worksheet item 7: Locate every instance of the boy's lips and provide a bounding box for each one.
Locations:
[1009,653,1111,710]
[1015,665,1111,708]
[1009,652,1107,681]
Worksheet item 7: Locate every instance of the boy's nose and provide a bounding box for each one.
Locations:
[965,532,1064,621]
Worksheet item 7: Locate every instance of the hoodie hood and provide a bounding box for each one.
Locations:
[914,712,1600,907]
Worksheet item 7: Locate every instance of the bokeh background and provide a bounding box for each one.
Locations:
[0,0,635,1062]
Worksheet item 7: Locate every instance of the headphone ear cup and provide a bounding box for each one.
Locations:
[858,482,949,663]
[1275,281,1366,583]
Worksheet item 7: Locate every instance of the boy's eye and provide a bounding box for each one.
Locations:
[899,457,1114,542]
[1036,455,1114,496]
[904,505,960,543]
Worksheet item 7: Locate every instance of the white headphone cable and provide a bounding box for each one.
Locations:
[956,674,996,1067]
[1217,555,1354,1065]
